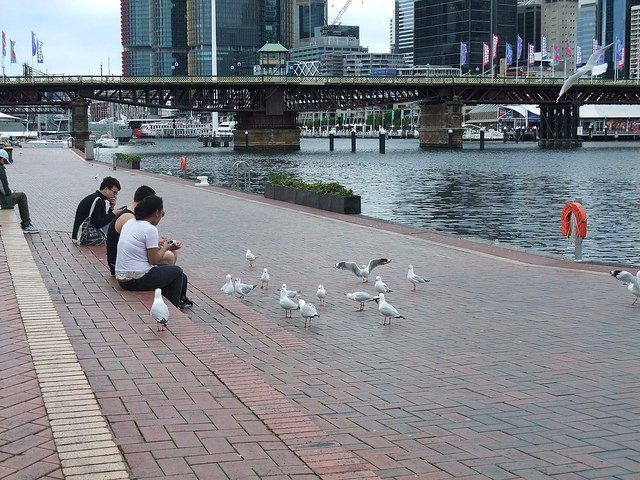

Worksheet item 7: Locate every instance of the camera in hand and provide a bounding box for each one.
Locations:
[167,239,175,245]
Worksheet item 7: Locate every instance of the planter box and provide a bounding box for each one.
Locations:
[264,183,361,214]
[116,160,140,170]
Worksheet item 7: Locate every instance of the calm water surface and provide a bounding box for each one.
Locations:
[97,138,640,265]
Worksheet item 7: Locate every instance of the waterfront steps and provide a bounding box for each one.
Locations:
[1,147,640,479]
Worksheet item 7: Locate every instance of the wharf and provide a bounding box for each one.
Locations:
[1,147,639,479]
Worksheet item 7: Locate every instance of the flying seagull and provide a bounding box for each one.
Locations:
[151,288,169,331]
[610,270,640,305]
[557,43,613,102]
[336,258,391,283]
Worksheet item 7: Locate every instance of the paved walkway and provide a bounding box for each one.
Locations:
[0,146,639,479]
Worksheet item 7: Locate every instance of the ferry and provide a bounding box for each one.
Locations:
[216,121,236,137]
[134,118,212,138]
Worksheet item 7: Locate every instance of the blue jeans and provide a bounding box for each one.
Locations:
[118,264,187,307]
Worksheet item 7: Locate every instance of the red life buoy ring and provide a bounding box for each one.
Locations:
[179,156,187,170]
[561,202,587,238]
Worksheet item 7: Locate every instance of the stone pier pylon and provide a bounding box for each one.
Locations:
[419,97,463,149]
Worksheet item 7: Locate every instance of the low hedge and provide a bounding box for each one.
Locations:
[115,153,141,163]
[266,172,354,196]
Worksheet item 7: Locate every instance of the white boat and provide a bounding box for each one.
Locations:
[21,138,72,148]
[137,118,212,138]
[95,133,119,148]
[216,121,236,137]
[462,128,504,141]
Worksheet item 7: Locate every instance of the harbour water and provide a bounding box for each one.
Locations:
[96,138,640,266]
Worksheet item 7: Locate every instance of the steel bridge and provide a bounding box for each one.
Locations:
[2,75,640,149]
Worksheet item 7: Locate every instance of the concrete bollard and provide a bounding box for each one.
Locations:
[379,130,386,154]
[479,129,485,150]
[351,130,356,152]
[329,132,335,152]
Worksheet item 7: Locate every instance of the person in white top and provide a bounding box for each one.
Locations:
[115,194,191,309]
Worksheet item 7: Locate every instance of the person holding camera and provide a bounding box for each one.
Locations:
[114,194,191,309]
[106,185,178,276]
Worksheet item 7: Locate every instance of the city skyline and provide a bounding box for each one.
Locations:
[0,0,394,76]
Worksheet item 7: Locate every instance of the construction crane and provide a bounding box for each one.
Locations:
[321,0,353,37]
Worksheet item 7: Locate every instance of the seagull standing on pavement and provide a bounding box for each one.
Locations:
[407,265,430,292]
[345,291,379,311]
[316,284,327,306]
[280,284,300,318]
[374,275,392,294]
[557,43,613,102]
[246,249,256,267]
[610,270,640,305]
[335,258,391,282]
[151,288,169,331]
[220,274,235,295]
[279,285,302,298]
[298,298,319,328]
[377,293,405,326]
[234,277,257,300]
[260,268,270,289]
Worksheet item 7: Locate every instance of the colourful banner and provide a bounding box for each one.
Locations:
[492,34,498,59]
[576,45,582,65]
[37,40,44,64]
[460,42,468,66]
[554,43,560,63]
[483,43,489,66]
[541,35,548,60]
[506,43,513,66]
[527,43,534,66]
[565,36,571,56]
[31,31,37,56]
[10,40,16,63]
[1,32,5,58]
[517,35,523,60]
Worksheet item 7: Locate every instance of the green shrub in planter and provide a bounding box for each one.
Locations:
[265,172,354,196]
[115,153,141,169]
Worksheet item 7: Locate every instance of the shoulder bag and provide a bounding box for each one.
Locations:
[79,197,107,245]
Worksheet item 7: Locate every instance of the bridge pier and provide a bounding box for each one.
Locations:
[538,104,582,149]
[71,98,90,151]
[233,85,300,151]
[419,97,463,149]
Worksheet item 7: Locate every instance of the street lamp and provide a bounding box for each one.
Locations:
[171,61,179,76]
[447,128,453,147]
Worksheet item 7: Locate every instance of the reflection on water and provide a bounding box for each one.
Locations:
[96,138,640,265]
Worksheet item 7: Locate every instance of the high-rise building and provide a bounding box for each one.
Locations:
[187,0,213,75]
[577,0,597,66]
[395,0,417,65]
[542,0,577,72]
[517,0,541,55]
[631,4,640,77]
[294,0,327,46]
[597,0,640,78]
[413,0,517,74]
[289,35,366,75]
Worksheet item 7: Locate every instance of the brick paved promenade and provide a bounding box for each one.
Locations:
[1,146,639,479]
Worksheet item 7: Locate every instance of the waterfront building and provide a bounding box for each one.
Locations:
[289,34,367,76]
[413,0,518,75]
[577,0,597,67]
[395,0,417,65]
[342,52,407,76]
[518,0,542,54]
[542,0,577,72]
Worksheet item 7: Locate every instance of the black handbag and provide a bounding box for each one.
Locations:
[79,197,106,246]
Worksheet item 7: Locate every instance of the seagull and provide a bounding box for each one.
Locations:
[345,291,380,311]
[150,288,169,331]
[407,265,430,292]
[335,258,391,282]
[260,268,270,289]
[220,274,235,295]
[610,270,640,305]
[316,284,327,306]
[557,43,613,102]
[278,285,302,299]
[245,249,256,267]
[377,293,405,326]
[234,277,257,300]
[374,275,392,294]
[280,285,300,318]
[298,298,319,328]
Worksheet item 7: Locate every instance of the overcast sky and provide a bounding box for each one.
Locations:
[0,0,394,76]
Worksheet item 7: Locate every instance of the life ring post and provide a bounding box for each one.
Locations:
[179,156,187,178]
[561,198,587,261]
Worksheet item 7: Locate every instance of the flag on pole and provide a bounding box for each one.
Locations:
[37,40,44,63]
[592,37,598,54]
[483,43,490,65]
[541,34,548,60]
[492,34,498,59]
[460,42,468,66]
[553,43,560,63]
[1,32,5,58]
[565,36,571,56]
[31,31,37,56]
[517,35,523,60]
[10,40,16,63]
[619,46,625,69]
[506,43,513,66]
[576,45,582,65]
[528,43,534,66]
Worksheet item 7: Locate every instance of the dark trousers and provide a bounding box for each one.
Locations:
[119,264,187,307]
[2,192,31,228]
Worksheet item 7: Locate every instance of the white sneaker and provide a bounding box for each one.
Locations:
[22,224,39,234]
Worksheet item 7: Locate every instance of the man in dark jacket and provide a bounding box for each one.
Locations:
[0,149,39,233]
[72,176,123,243]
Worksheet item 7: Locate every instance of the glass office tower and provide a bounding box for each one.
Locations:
[598,0,640,77]
[413,0,517,74]
[577,0,596,66]
[396,0,417,65]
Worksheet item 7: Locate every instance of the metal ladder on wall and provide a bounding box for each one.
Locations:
[232,160,251,191]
